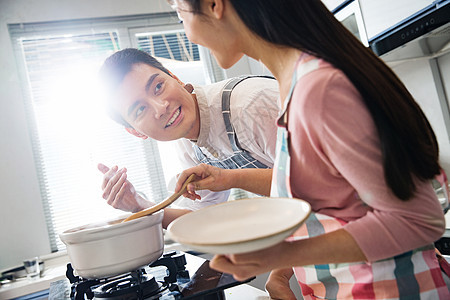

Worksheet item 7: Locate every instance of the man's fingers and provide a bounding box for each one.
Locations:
[107,172,127,204]
[97,163,110,174]
[111,181,128,209]
[187,176,216,192]
[102,166,121,197]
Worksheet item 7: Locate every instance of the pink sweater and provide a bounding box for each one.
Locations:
[286,56,445,262]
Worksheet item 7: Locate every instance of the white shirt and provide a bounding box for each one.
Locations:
[172,77,280,210]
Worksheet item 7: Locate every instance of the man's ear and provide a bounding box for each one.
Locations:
[184,83,194,93]
[168,71,194,93]
[167,71,185,86]
[125,127,148,139]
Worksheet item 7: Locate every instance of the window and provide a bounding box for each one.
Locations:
[9,13,219,252]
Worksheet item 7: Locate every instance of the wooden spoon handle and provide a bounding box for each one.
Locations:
[122,174,196,222]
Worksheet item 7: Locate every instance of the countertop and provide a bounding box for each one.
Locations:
[0,252,70,299]
[0,235,186,299]
[48,277,268,300]
[0,248,269,300]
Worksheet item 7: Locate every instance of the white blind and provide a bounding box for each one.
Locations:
[9,13,228,252]
[6,16,176,252]
[134,30,226,85]
[13,31,167,252]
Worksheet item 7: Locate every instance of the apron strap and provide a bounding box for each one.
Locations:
[221,75,275,153]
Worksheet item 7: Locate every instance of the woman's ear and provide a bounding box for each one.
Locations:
[125,127,148,139]
[209,0,224,20]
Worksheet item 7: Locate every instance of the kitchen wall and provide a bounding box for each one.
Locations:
[387,54,450,173]
[0,0,256,270]
[388,54,450,229]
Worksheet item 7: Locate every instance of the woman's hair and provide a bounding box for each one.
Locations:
[181,0,441,200]
[99,48,171,127]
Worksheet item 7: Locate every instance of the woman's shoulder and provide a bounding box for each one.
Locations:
[289,59,369,136]
[296,58,349,87]
[292,59,360,109]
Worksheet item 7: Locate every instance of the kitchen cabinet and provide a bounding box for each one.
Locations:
[334,0,368,46]
[321,0,350,12]
[359,0,434,40]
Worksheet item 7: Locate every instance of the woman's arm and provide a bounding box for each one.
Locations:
[210,228,366,281]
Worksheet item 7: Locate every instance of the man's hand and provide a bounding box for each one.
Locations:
[97,163,153,212]
[174,164,232,200]
[175,164,272,199]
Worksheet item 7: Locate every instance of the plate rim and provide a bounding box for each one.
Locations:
[167,197,311,246]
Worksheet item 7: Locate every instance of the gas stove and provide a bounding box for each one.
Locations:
[49,251,253,300]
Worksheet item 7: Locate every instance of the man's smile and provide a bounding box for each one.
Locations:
[165,106,181,128]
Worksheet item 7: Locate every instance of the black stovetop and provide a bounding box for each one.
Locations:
[48,251,253,300]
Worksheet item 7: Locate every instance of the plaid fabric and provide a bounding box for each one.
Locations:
[290,213,449,299]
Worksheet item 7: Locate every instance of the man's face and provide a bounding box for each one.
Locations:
[114,63,199,141]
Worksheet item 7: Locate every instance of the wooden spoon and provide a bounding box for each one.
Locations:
[122,174,196,223]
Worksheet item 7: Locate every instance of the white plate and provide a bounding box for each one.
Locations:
[167,197,311,254]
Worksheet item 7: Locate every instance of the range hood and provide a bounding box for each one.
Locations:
[369,0,450,61]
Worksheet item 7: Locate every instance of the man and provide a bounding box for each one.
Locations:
[98,48,279,227]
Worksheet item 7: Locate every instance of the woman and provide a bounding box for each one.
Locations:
[170,0,449,298]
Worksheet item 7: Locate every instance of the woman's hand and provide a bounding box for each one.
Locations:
[209,242,289,282]
[210,229,366,282]
[265,268,297,300]
[98,163,153,212]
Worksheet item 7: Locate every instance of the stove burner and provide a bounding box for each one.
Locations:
[92,271,167,299]
[150,252,189,284]
[66,251,187,300]
[62,251,252,300]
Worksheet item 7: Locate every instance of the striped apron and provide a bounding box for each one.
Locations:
[270,57,449,299]
[193,76,273,170]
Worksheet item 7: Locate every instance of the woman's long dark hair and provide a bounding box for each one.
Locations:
[183,0,440,200]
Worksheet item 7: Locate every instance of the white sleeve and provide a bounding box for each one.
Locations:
[231,78,280,167]
[172,190,231,210]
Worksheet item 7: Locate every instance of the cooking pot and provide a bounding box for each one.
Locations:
[59,210,164,279]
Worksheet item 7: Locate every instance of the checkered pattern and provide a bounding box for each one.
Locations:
[193,76,270,170]
[290,213,449,299]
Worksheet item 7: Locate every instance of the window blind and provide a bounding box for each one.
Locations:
[134,29,226,85]
[8,13,220,252]
[11,30,167,251]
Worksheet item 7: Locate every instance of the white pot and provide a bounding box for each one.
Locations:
[59,211,164,279]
